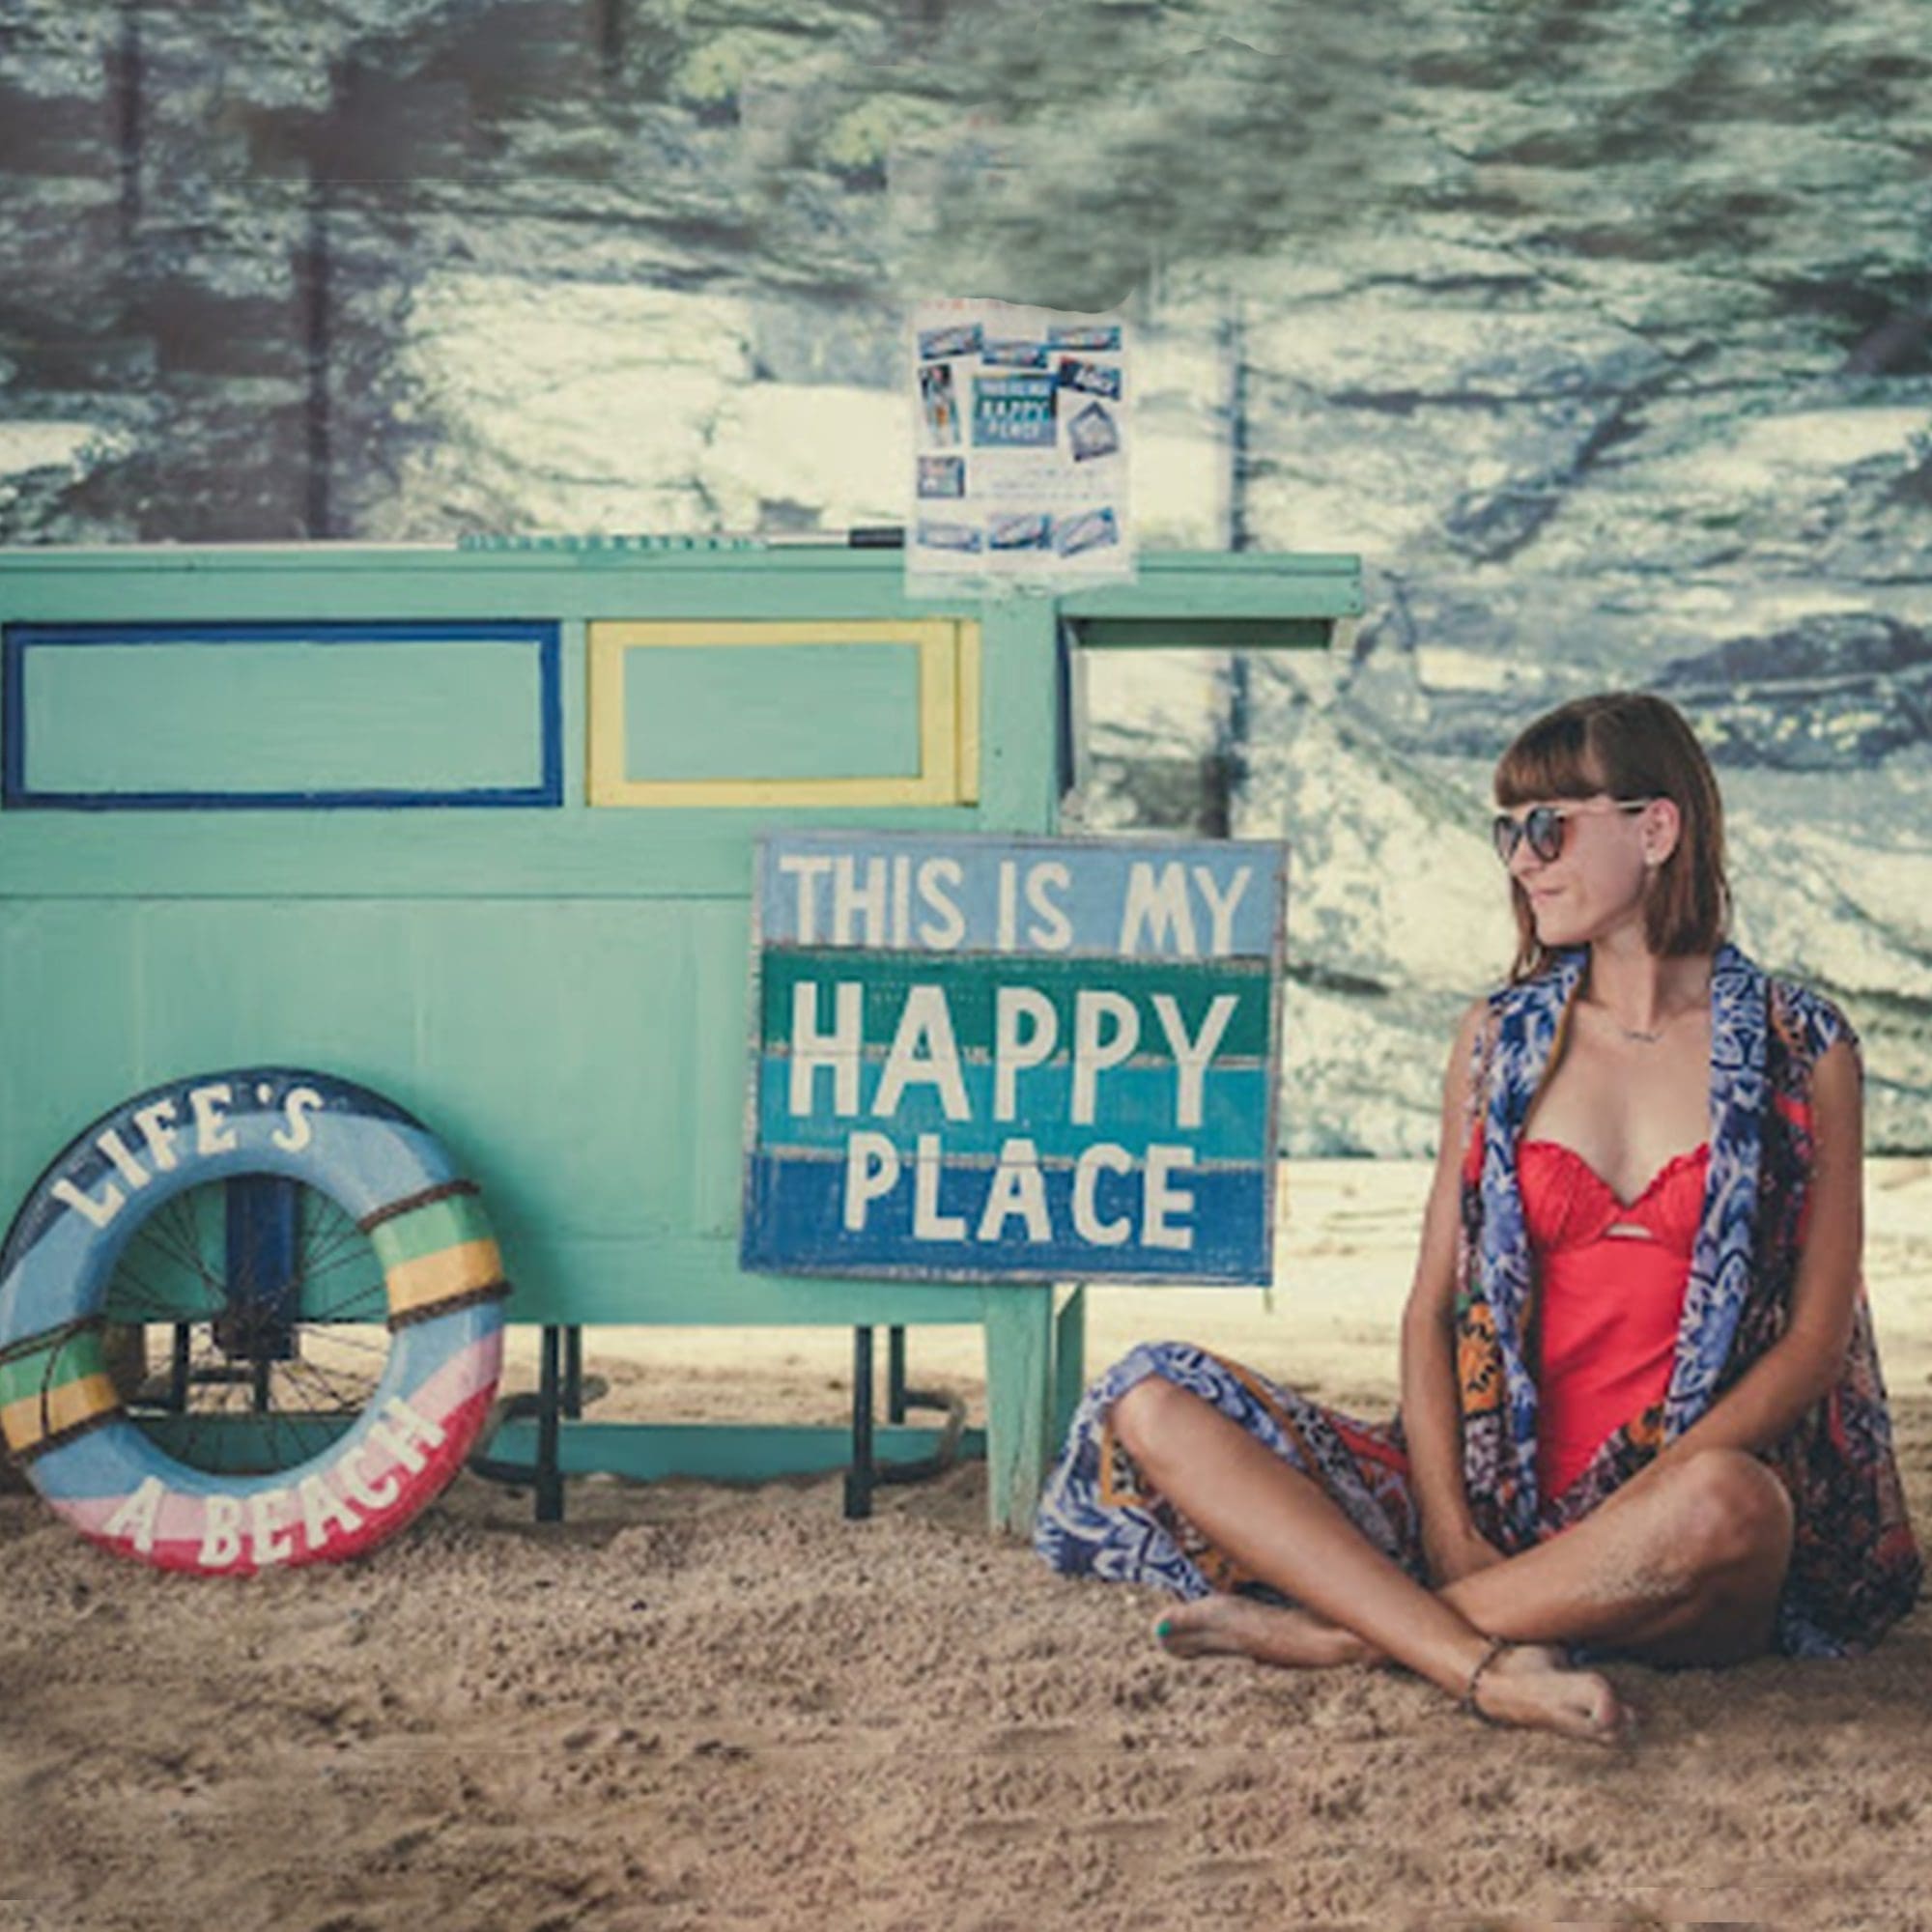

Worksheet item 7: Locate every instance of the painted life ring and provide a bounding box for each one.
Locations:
[0,1069,508,1574]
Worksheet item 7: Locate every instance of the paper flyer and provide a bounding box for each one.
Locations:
[908,298,1134,592]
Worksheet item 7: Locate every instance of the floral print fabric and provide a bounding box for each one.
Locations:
[1036,945,1922,1659]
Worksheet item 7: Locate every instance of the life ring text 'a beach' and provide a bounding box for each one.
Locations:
[0,1068,507,1574]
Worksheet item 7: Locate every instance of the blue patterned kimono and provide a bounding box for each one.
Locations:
[1035,945,1922,1659]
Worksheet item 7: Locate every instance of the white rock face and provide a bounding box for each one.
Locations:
[0,421,129,514]
[375,280,756,535]
[2,0,1927,1148]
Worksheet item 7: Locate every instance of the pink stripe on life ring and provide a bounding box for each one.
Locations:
[56,1333,502,1573]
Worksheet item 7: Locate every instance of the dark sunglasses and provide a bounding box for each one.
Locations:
[1492,797,1657,866]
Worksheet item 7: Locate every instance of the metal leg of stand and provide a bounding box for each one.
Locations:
[563,1325,584,1420]
[170,1325,191,1410]
[536,1325,565,1524]
[887,1325,907,1425]
[844,1326,875,1520]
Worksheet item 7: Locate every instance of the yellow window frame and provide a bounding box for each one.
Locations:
[587,619,980,808]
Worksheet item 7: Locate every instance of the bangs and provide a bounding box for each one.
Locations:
[1492,690,1730,980]
[1492,712,1605,808]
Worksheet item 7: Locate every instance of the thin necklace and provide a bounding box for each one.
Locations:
[1589,975,1712,1046]
[1606,992,1710,1045]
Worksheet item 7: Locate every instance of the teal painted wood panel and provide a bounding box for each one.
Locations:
[758,952,1273,1054]
[0,898,1043,1322]
[0,548,1361,627]
[1058,567,1364,620]
[1054,1287,1088,1450]
[623,641,923,781]
[125,902,423,1086]
[0,546,1352,1332]
[0,903,143,1221]
[0,898,714,1251]
[0,547,1352,1532]
[974,600,1059,831]
[486,1418,988,1482]
[409,902,691,1247]
[559,618,589,806]
[406,898,751,1252]
[3,556,958,624]
[684,898,758,1239]
[0,560,1062,899]
[0,808,994,900]
[492,1236,1065,1324]
[15,633,549,797]
[984,1290,1054,1532]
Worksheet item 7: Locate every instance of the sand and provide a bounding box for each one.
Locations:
[3,1160,1929,1932]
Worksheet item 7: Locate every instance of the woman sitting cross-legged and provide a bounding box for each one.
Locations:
[1034,691,1923,1745]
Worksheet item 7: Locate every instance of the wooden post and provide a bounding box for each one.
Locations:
[1052,1285,1088,1458]
[983,1288,1053,1534]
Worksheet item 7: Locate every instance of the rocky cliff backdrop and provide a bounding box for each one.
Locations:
[3,0,1928,1151]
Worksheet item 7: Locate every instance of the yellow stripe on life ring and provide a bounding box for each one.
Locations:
[384,1237,506,1326]
[2,1373,122,1460]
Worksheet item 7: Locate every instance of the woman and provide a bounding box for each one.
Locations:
[1034,692,1922,1744]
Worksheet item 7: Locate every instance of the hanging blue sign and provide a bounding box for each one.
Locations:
[971,375,1058,448]
[741,832,1289,1285]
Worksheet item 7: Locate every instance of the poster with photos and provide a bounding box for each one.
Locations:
[908,298,1133,592]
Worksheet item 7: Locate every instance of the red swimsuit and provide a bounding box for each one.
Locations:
[1519,1138,1710,1502]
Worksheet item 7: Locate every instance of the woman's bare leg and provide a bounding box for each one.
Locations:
[1120,1378,1794,1691]
[1112,1378,1628,1742]
[1440,1447,1795,1664]
[1167,1446,1792,1670]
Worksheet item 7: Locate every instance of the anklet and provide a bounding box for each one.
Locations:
[1461,1634,1513,1722]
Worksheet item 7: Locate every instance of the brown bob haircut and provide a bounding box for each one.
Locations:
[1493,691,1730,982]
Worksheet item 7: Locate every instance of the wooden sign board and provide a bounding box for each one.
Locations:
[741,832,1288,1284]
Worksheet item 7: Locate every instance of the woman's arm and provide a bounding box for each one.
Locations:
[1399,999,1503,1581]
[1623,1035,1864,1491]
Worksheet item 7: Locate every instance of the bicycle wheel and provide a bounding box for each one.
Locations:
[0,1067,508,1574]
[98,1177,397,1477]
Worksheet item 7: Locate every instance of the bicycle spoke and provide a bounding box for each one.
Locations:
[102,1253,220,1325]
[278,1250,387,1306]
[257,1276,384,1335]
[278,1350,368,1415]
[141,1195,225,1296]
[298,1215,369,1279]
[119,1215,208,1296]
[305,1280,391,1324]
[287,1236,384,1295]
[298,1325,390,1359]
[252,1399,316,1471]
[105,1179,394,1477]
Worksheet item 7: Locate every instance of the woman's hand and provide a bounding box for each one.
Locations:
[1402,1003,1508,1598]
[1424,1520,1509,1588]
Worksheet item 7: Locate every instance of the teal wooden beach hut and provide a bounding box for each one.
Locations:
[0,542,1360,1545]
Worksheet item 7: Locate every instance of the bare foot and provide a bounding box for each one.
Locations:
[1468,1641,1634,1747]
[1155,1596,1384,1669]
[1156,1605,1634,1747]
